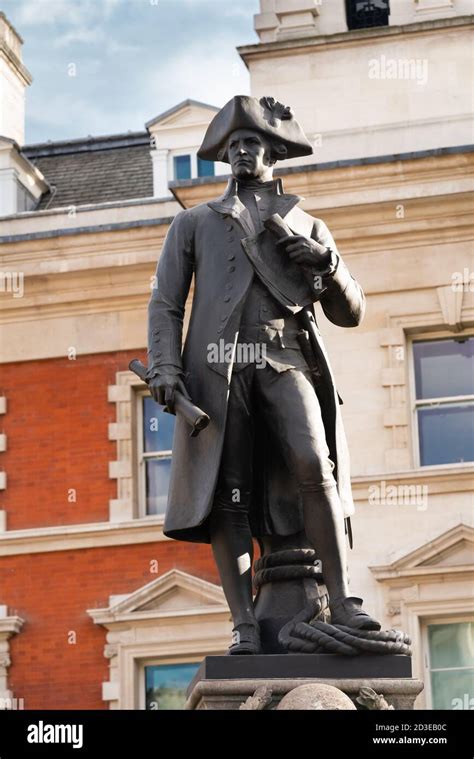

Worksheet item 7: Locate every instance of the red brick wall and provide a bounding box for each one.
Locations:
[0,350,147,531]
[0,349,261,709]
[3,541,219,710]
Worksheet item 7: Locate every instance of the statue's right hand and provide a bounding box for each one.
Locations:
[148,373,190,413]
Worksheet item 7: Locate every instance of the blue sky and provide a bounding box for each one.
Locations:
[1,0,259,144]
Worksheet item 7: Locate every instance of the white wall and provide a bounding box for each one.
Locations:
[255,0,472,41]
[0,59,26,145]
[247,22,473,164]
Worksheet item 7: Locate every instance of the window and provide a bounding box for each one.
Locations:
[16,181,36,212]
[138,394,175,516]
[197,157,215,178]
[412,337,474,466]
[173,154,191,180]
[345,0,390,30]
[145,662,200,710]
[426,621,474,710]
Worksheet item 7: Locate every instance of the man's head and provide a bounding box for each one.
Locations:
[198,96,312,168]
[226,128,287,181]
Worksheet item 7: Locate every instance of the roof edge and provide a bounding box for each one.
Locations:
[23,131,150,158]
[145,98,220,129]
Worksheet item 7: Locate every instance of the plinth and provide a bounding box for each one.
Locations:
[184,654,423,710]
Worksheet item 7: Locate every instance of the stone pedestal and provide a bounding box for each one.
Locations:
[184,654,423,710]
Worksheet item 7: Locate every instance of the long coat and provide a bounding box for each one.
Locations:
[147,177,365,544]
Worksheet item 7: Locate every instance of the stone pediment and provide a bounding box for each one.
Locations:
[419,538,473,568]
[146,99,219,131]
[88,569,228,625]
[370,523,474,581]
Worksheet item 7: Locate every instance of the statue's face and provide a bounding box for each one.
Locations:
[227,128,274,180]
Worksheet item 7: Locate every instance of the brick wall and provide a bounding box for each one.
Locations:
[2,541,218,709]
[0,350,147,530]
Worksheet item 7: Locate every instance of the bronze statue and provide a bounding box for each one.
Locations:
[146,95,381,655]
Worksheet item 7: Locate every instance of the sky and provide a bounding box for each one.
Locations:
[1,0,259,144]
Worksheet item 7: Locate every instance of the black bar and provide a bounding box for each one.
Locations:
[0,709,471,757]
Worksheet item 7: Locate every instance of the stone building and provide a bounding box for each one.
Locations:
[0,2,472,710]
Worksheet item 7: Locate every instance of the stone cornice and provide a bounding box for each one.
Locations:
[0,517,169,556]
[0,468,471,555]
[238,15,474,65]
[352,465,474,501]
[0,215,173,244]
[0,149,471,349]
[0,616,24,636]
[0,39,32,85]
[370,566,473,583]
[172,150,474,210]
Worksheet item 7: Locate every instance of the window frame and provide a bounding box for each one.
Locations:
[407,331,474,469]
[136,388,173,519]
[173,153,192,181]
[421,615,474,710]
[197,156,215,179]
[345,0,391,32]
[345,0,390,31]
[138,656,201,710]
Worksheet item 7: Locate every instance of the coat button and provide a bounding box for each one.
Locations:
[228,265,235,272]
[154,337,160,343]
[228,254,235,261]
[217,327,223,333]
[224,296,231,302]
[221,315,227,321]
[226,224,233,231]
[156,351,162,357]
[225,283,233,290]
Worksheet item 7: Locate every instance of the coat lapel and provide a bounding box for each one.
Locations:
[208,178,255,236]
[208,177,303,237]
[268,178,303,222]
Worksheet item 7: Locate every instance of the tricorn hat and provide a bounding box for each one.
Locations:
[197,95,313,163]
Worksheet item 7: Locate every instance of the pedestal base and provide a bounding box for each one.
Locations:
[185,655,423,710]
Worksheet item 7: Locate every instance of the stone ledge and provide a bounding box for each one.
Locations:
[0,516,168,555]
[186,676,424,711]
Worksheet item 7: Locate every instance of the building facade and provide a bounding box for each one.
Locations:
[0,1,472,710]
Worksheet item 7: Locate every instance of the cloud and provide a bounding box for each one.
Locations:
[143,39,250,118]
[3,0,260,142]
[10,0,121,28]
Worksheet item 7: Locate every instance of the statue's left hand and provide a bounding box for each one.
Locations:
[276,234,332,269]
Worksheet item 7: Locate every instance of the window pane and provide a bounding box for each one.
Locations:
[143,397,175,452]
[430,669,474,710]
[418,403,474,466]
[145,458,171,515]
[428,623,474,669]
[197,157,215,178]
[173,155,191,180]
[346,0,389,30]
[413,338,474,399]
[145,663,200,710]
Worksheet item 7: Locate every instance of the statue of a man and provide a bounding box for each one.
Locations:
[147,95,380,654]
